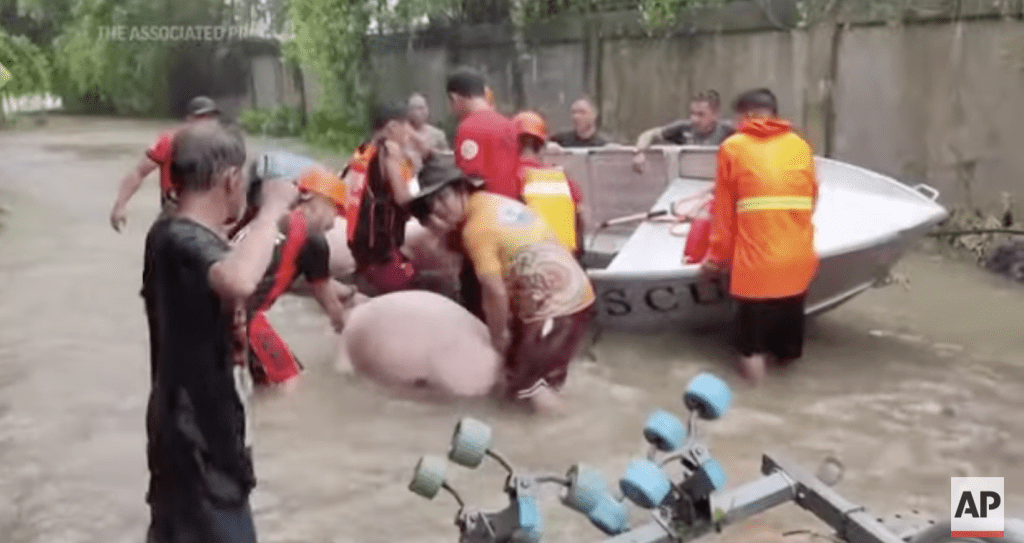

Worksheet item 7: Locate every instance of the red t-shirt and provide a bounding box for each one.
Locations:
[517,156,582,203]
[146,130,176,200]
[454,109,520,199]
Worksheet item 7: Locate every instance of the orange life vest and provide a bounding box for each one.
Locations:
[520,165,578,251]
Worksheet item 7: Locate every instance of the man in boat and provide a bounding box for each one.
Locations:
[408,155,596,413]
[343,103,420,295]
[699,88,819,384]
[512,110,586,260]
[447,68,521,318]
[547,97,610,149]
[632,90,735,173]
[110,96,221,232]
[142,120,297,543]
[406,93,450,170]
[235,167,355,388]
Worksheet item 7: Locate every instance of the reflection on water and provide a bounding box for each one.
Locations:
[0,118,1021,543]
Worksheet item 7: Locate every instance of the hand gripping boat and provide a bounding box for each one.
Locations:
[407,372,1024,543]
[541,146,949,331]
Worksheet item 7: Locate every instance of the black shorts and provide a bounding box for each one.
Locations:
[147,494,256,543]
[734,293,806,361]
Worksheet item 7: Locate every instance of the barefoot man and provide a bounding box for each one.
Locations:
[699,88,819,384]
[409,156,595,413]
[142,121,298,542]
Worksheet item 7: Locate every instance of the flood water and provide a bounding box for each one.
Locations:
[0,116,1022,543]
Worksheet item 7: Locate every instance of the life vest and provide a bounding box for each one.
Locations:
[346,139,411,269]
[246,210,308,386]
[520,166,578,251]
[684,200,713,264]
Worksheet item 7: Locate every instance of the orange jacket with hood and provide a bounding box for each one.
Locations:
[706,117,819,300]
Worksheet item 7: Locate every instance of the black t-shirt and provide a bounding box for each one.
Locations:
[660,120,735,146]
[550,130,609,148]
[246,213,331,313]
[142,217,254,501]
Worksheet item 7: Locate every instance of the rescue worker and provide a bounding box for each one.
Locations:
[142,120,296,543]
[548,97,610,149]
[632,90,734,173]
[512,110,586,260]
[110,96,220,232]
[342,103,419,295]
[447,68,519,198]
[699,88,819,384]
[408,155,596,413]
[447,68,520,319]
[234,167,356,388]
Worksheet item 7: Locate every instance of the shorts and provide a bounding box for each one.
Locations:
[147,492,256,543]
[355,250,417,295]
[734,292,806,361]
[145,441,257,543]
[504,306,593,400]
[248,312,302,386]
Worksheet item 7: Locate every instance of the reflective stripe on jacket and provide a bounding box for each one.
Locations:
[707,118,819,299]
[520,166,578,251]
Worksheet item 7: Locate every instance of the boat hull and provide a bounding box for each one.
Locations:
[561,147,948,331]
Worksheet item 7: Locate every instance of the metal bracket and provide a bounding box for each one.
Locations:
[911,184,940,202]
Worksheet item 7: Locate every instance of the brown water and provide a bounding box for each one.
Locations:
[0,117,1022,543]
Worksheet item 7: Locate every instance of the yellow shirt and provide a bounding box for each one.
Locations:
[462,192,595,322]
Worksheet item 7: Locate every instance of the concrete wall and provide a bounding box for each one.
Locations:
[260,2,1024,211]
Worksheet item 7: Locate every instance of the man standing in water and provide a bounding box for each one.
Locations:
[700,88,819,384]
[110,96,220,232]
[142,121,297,542]
[446,68,520,318]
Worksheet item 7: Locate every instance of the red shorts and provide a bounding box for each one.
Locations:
[504,307,593,400]
[248,312,303,386]
[357,250,417,294]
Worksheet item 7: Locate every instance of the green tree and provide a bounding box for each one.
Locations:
[0,27,50,122]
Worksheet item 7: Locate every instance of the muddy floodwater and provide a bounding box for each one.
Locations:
[0,117,1022,543]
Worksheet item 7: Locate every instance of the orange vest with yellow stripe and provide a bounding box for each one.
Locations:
[520,165,577,251]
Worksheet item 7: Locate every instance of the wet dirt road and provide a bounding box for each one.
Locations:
[0,117,1022,543]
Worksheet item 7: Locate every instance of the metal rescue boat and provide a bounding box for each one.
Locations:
[543,145,948,331]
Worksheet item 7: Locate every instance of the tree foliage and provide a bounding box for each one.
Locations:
[0,27,49,99]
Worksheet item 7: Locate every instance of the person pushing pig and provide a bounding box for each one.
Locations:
[408,155,595,413]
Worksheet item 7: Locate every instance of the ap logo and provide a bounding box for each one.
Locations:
[952,477,1004,537]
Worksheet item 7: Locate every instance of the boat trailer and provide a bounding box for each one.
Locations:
[407,373,1020,543]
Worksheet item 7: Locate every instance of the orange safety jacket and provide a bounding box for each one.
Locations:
[519,164,579,251]
[706,118,819,300]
